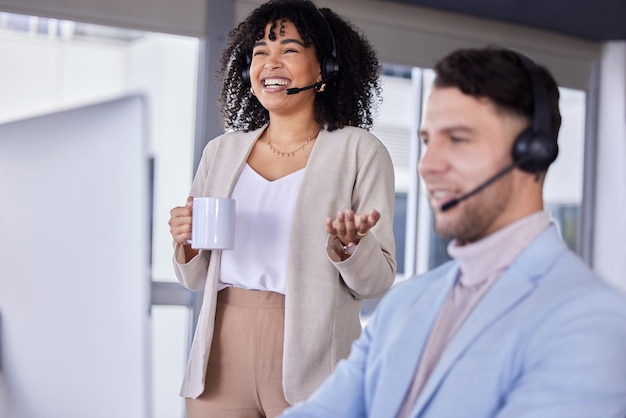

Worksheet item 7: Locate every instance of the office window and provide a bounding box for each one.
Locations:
[375,67,587,275]
[363,65,422,319]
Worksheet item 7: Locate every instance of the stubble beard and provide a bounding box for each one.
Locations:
[433,177,513,244]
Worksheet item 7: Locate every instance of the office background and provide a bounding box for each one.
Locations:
[0,0,624,417]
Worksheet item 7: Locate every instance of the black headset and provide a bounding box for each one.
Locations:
[511,51,559,173]
[316,8,340,82]
[241,8,339,85]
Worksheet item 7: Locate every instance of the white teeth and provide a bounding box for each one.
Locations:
[432,190,453,199]
[263,78,288,87]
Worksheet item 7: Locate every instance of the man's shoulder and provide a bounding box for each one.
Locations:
[506,232,626,327]
[524,229,624,301]
[381,260,457,305]
[541,250,626,314]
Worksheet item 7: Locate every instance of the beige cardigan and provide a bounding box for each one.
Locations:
[173,125,397,404]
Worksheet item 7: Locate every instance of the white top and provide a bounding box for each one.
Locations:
[219,163,305,294]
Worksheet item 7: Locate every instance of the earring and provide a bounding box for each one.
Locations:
[314,83,326,93]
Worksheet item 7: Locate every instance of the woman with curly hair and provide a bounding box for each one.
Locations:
[168,0,396,416]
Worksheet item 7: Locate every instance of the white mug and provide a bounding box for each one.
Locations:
[187,197,236,250]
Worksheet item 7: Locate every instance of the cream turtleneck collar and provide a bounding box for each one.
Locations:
[447,211,551,288]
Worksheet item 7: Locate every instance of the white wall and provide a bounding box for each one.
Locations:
[544,88,586,204]
[594,41,626,291]
[0,32,126,124]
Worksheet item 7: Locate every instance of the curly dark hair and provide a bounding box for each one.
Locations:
[218,0,382,132]
[433,47,562,141]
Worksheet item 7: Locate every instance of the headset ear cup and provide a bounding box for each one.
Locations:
[512,51,559,173]
[242,54,251,85]
[513,129,559,173]
[317,8,339,82]
[242,66,251,85]
[321,55,339,81]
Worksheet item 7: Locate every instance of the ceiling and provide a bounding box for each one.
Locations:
[381,0,626,42]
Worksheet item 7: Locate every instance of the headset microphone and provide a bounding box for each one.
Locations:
[285,81,325,95]
[440,157,528,212]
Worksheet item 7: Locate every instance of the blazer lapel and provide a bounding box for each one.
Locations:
[371,266,459,417]
[408,226,564,417]
[222,128,264,196]
[410,266,536,416]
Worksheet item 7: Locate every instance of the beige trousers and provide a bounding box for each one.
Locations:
[185,287,290,418]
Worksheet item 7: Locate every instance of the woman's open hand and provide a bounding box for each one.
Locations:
[326,209,380,246]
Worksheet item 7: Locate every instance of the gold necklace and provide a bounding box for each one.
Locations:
[266,130,319,158]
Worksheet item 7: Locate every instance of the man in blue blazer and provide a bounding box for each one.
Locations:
[281,47,626,418]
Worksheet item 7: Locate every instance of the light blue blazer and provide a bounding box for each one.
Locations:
[282,226,626,418]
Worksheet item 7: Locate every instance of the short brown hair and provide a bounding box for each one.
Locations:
[433,47,562,141]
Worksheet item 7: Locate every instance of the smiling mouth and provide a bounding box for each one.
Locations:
[432,190,456,201]
[429,189,459,209]
[263,78,289,88]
